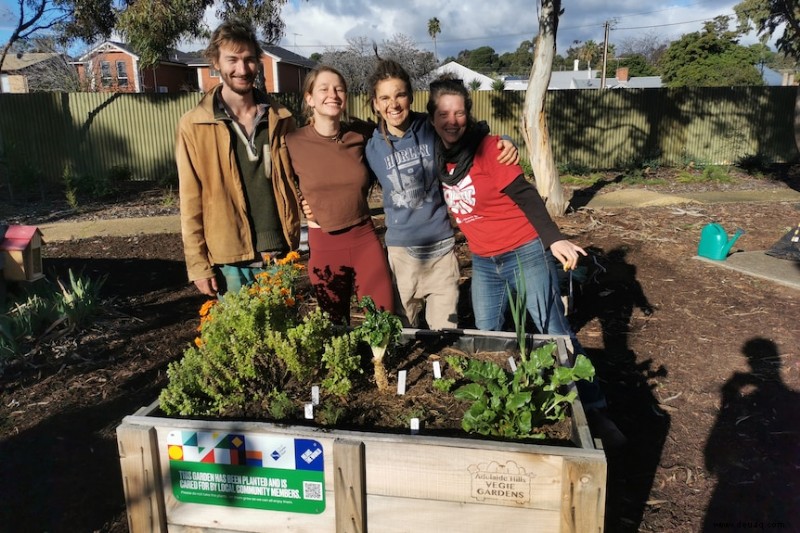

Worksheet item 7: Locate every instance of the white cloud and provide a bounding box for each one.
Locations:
[272,0,771,60]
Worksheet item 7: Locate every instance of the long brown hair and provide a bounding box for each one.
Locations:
[300,65,348,125]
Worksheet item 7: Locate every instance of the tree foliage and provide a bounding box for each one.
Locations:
[603,53,657,78]
[427,17,441,61]
[0,0,297,71]
[659,16,764,87]
[734,0,800,62]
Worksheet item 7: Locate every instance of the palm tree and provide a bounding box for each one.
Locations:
[428,17,441,62]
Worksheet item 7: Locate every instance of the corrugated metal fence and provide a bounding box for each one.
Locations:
[0,87,796,188]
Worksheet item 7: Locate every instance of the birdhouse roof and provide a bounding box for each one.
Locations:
[0,225,43,252]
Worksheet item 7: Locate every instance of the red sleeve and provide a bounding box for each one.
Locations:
[478,135,523,191]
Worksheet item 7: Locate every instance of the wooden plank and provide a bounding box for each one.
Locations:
[365,494,561,532]
[363,440,563,511]
[167,500,337,532]
[560,456,606,533]
[556,338,595,450]
[334,439,366,533]
[117,422,167,532]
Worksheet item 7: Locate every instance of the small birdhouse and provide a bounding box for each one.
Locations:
[0,225,45,282]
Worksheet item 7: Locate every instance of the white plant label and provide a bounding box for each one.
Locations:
[397,370,407,395]
[432,361,442,379]
[304,403,314,420]
[311,386,320,405]
[410,418,420,434]
[508,357,517,372]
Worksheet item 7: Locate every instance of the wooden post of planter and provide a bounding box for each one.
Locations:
[334,439,366,533]
[560,456,606,533]
[117,423,167,532]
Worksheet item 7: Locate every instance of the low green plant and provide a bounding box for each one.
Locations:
[432,377,455,393]
[357,295,403,392]
[55,269,106,331]
[159,253,365,417]
[63,163,79,209]
[447,343,595,439]
[266,390,296,420]
[160,186,177,207]
[445,267,596,439]
[0,270,105,366]
[557,161,592,176]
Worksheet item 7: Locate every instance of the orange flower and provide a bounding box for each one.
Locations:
[194,337,203,348]
[199,299,217,317]
[285,297,296,307]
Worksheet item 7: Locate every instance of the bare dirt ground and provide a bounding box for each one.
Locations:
[1,168,799,532]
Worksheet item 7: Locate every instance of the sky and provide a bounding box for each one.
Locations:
[0,0,780,61]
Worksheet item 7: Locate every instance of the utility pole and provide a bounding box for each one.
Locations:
[600,21,610,89]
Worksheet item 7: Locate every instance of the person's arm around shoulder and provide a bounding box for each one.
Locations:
[502,175,587,271]
[176,120,218,296]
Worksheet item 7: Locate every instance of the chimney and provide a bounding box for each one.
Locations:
[573,59,579,71]
[616,67,629,82]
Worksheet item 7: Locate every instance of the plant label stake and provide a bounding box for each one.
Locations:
[397,370,407,395]
[433,361,442,379]
[311,386,320,405]
[304,403,314,420]
[410,418,420,434]
[508,357,517,372]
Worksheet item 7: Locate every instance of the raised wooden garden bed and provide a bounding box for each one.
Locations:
[117,329,606,532]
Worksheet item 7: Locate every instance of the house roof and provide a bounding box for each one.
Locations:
[1,53,62,73]
[0,225,43,252]
[75,41,204,66]
[549,69,599,90]
[432,61,495,90]
[262,45,316,68]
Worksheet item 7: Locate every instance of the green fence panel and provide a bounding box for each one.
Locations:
[1,87,797,192]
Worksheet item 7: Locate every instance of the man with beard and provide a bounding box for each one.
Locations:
[176,20,301,297]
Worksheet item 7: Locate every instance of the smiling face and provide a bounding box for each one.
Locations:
[373,77,412,136]
[213,41,259,96]
[305,70,347,121]
[431,93,468,148]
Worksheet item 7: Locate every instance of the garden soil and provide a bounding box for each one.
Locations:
[1,169,799,533]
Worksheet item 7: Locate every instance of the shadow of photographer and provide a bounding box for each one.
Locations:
[702,337,800,531]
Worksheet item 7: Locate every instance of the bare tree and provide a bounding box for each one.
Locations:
[320,33,436,95]
[521,0,567,217]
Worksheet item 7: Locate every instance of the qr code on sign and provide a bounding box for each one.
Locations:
[303,481,323,501]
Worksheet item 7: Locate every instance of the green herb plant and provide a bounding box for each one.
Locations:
[446,264,596,439]
[159,253,363,417]
[356,296,403,392]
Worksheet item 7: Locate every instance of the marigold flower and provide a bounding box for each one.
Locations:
[194,337,203,348]
[199,299,217,317]
[285,297,296,307]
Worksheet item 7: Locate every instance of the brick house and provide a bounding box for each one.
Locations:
[189,44,316,93]
[73,41,200,93]
[74,40,315,94]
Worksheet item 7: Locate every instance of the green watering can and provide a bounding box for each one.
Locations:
[698,223,745,260]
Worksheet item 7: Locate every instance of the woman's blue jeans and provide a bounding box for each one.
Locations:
[471,238,605,408]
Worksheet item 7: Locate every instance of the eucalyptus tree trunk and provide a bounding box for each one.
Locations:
[521,0,568,217]
[795,86,800,154]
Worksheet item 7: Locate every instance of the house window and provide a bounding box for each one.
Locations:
[209,68,220,78]
[116,61,128,88]
[100,61,112,87]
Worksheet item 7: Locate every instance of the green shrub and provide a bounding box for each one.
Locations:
[159,253,366,418]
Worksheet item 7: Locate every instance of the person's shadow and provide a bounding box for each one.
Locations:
[568,246,669,532]
[703,338,800,531]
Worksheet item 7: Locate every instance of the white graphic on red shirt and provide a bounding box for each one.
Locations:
[443,175,476,216]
